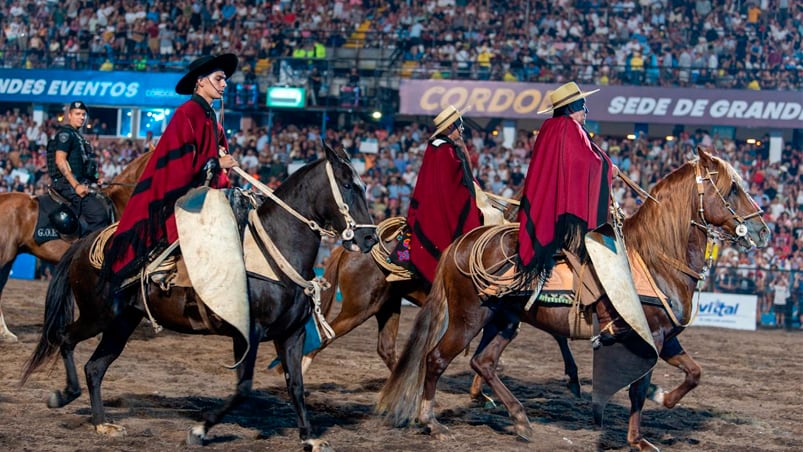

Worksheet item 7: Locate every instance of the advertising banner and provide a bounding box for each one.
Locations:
[691,292,757,331]
[0,69,184,108]
[400,80,803,129]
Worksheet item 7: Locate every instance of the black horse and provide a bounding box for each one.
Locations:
[21,144,377,445]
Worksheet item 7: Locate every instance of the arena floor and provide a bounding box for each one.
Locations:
[1,278,801,451]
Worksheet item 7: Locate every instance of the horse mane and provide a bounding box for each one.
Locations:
[271,157,322,197]
[624,152,734,280]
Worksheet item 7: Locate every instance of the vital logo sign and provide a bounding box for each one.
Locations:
[698,300,739,317]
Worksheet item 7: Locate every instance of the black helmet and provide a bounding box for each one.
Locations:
[49,205,79,235]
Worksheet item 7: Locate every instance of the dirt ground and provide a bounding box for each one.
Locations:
[1,278,802,452]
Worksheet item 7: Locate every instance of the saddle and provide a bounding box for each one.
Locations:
[88,188,262,337]
[465,224,670,340]
[35,187,113,244]
[33,190,78,245]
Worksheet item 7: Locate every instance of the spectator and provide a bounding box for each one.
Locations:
[771,272,790,328]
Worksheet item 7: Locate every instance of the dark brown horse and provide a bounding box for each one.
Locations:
[0,151,152,342]
[377,148,769,451]
[21,145,377,445]
[301,245,581,398]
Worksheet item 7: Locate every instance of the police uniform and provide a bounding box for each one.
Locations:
[47,101,108,234]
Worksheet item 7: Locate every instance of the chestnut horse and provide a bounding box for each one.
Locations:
[304,246,581,398]
[0,151,152,342]
[21,145,377,445]
[377,149,769,451]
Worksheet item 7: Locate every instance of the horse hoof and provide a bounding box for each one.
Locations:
[186,425,206,446]
[511,421,534,442]
[426,423,454,441]
[95,423,127,437]
[567,379,582,398]
[302,438,335,452]
[646,384,665,406]
[47,390,80,408]
[473,391,497,409]
[0,330,18,343]
[635,438,661,451]
[432,431,455,441]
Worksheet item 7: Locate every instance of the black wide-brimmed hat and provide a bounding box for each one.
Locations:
[175,53,239,95]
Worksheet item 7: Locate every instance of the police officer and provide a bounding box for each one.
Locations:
[47,100,107,234]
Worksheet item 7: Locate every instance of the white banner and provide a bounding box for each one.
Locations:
[691,292,757,331]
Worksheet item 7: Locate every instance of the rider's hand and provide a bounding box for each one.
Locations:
[219,154,239,169]
[75,183,89,197]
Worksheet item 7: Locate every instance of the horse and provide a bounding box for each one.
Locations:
[303,245,582,398]
[376,148,770,451]
[0,151,152,342]
[20,144,378,445]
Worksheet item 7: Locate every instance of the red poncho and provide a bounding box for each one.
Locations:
[517,116,612,273]
[106,96,230,280]
[406,136,482,283]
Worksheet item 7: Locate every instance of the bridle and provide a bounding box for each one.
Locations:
[689,160,764,246]
[659,160,764,283]
[234,159,375,242]
[323,161,376,241]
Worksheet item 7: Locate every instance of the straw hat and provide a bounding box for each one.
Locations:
[431,105,463,139]
[537,82,600,115]
[175,53,239,95]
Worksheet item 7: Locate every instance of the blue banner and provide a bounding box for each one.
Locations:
[0,69,184,108]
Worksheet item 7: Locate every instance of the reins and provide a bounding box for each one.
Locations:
[226,156,372,341]
[226,155,374,241]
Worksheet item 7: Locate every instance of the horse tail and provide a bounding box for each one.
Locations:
[320,246,346,319]
[376,252,451,426]
[20,243,79,385]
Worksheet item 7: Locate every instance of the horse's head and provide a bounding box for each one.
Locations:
[694,146,770,250]
[318,143,378,253]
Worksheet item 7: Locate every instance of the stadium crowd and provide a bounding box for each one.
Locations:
[0,0,801,89]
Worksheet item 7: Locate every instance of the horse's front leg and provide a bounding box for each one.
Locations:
[188,324,261,446]
[0,264,18,343]
[276,317,313,440]
[47,341,82,408]
[374,294,402,370]
[627,371,660,452]
[469,319,533,441]
[651,337,701,409]
[552,333,581,397]
[85,308,144,437]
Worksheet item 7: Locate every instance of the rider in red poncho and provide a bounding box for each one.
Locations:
[104,54,241,290]
[517,82,615,278]
[406,105,484,284]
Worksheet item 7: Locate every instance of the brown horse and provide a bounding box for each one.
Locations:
[21,145,377,445]
[377,148,770,451]
[0,151,152,342]
[303,246,581,398]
